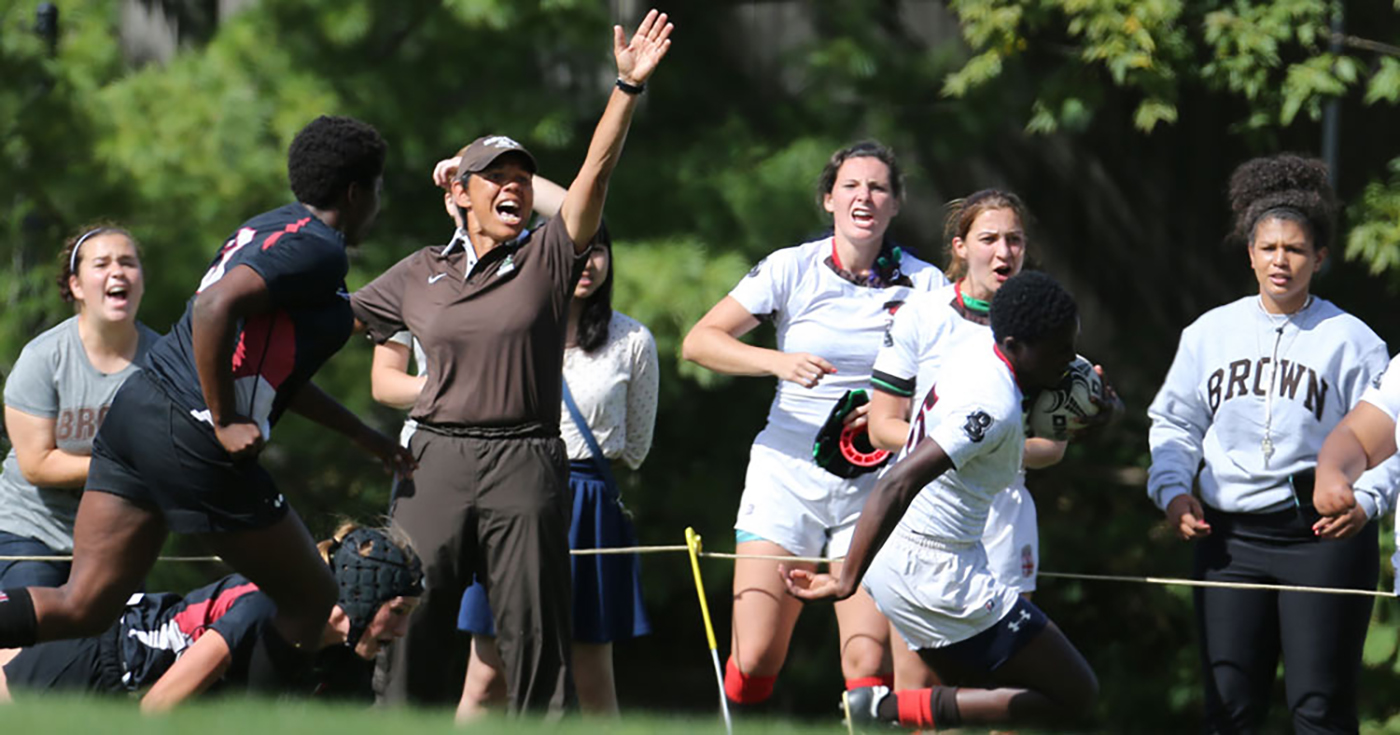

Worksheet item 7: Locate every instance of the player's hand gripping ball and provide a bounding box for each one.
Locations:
[1026,356,1103,440]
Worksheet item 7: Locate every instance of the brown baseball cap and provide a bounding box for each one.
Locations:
[456,135,538,180]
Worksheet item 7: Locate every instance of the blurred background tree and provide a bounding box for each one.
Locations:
[2,0,1399,730]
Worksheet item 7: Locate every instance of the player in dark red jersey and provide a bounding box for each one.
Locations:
[0,116,413,694]
[0,524,421,709]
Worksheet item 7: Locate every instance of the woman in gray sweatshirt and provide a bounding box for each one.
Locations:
[1147,154,1398,734]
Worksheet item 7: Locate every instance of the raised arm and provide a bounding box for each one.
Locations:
[558,9,673,252]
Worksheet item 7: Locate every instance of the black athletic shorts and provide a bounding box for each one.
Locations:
[86,370,289,534]
[2,625,125,695]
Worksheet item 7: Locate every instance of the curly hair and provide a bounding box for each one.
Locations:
[942,189,1031,282]
[816,140,905,203]
[288,116,387,208]
[575,223,614,354]
[1228,154,1337,251]
[990,270,1077,345]
[57,223,138,304]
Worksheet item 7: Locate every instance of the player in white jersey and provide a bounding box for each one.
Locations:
[784,271,1097,732]
[682,141,947,708]
[867,191,1119,693]
[870,191,1065,598]
[1148,155,1397,734]
[1316,353,1400,589]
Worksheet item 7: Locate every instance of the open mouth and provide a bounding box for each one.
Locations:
[105,284,130,305]
[496,199,523,226]
[992,264,1013,280]
[851,207,876,227]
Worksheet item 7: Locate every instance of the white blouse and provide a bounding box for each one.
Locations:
[562,311,659,469]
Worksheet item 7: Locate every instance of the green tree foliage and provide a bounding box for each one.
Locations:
[943,0,1400,286]
[3,0,1400,729]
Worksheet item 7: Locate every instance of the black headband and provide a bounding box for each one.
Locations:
[1252,205,1313,239]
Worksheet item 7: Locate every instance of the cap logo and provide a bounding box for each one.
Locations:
[482,135,522,150]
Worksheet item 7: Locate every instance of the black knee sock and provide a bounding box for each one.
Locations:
[0,588,38,648]
[932,685,962,729]
[246,625,315,695]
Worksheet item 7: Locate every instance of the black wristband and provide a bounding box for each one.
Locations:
[615,77,646,95]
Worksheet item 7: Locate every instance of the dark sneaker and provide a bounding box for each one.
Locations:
[841,685,895,734]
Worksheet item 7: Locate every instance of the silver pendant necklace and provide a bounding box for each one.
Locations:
[1256,295,1311,467]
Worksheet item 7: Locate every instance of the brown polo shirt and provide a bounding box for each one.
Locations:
[351,218,589,429]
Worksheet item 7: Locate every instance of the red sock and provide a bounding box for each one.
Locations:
[897,688,936,729]
[724,657,776,704]
[845,674,894,690]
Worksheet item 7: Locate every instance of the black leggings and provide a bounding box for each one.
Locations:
[1194,506,1378,735]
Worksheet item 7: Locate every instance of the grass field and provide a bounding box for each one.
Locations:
[0,696,846,735]
[7,695,1400,734]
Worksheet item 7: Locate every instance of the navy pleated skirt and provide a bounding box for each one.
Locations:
[458,460,651,643]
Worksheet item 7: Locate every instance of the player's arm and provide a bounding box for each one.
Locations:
[288,382,415,478]
[866,390,912,451]
[4,408,88,488]
[191,264,273,460]
[681,297,835,387]
[139,630,233,712]
[1024,437,1067,469]
[1313,401,1397,532]
[558,10,672,254]
[783,438,953,602]
[370,341,424,410]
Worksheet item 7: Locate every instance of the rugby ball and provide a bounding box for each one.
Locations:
[1026,356,1102,440]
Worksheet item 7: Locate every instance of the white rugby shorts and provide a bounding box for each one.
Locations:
[733,441,878,558]
[863,526,1023,649]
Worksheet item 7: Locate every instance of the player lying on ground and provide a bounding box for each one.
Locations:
[0,523,420,710]
[783,271,1098,732]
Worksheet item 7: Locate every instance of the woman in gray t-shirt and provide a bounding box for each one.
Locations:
[0,226,158,586]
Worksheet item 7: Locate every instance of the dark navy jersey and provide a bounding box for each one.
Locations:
[144,203,354,438]
[117,574,273,690]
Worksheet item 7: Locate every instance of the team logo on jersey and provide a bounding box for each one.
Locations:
[499,254,516,276]
[0,591,8,603]
[746,257,767,278]
[962,411,992,442]
[881,299,906,347]
[1021,544,1035,578]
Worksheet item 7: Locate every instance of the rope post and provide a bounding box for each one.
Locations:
[685,527,732,735]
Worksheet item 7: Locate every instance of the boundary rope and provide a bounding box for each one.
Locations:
[4,543,1394,598]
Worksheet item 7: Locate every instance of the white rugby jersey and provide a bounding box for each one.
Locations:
[1360,354,1400,593]
[728,237,946,455]
[895,342,1026,544]
[1361,353,1400,465]
[872,284,996,412]
[1148,295,1398,517]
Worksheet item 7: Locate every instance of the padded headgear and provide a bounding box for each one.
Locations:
[331,528,424,647]
[813,389,891,479]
